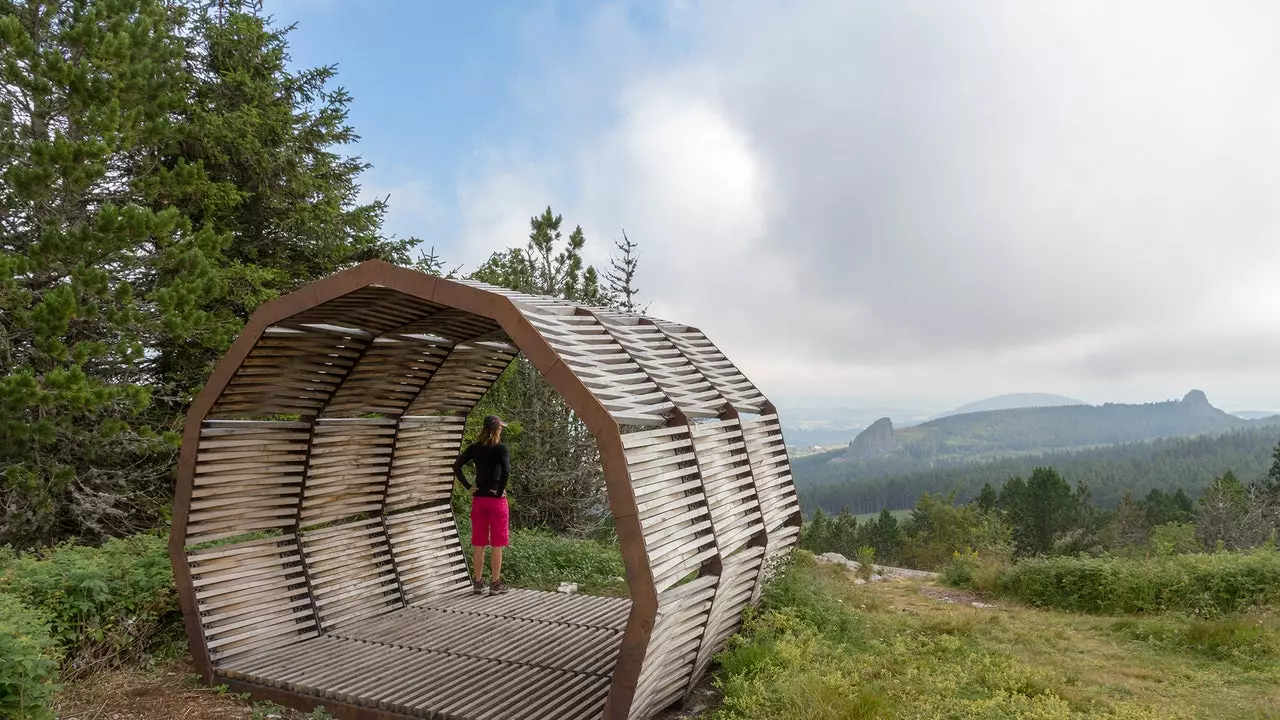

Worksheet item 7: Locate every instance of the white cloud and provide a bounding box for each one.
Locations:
[360,179,443,246]
[453,153,560,272]
[454,0,1280,410]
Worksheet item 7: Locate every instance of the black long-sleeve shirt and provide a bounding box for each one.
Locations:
[452,442,511,498]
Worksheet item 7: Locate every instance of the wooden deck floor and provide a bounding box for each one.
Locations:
[216,589,631,720]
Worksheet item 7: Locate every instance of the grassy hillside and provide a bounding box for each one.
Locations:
[798,424,1280,514]
[714,554,1280,720]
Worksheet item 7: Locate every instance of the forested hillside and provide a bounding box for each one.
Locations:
[799,423,1280,514]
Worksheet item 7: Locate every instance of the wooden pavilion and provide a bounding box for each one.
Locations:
[168,260,802,720]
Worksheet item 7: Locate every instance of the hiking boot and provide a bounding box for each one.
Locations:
[490,578,509,595]
[472,577,487,595]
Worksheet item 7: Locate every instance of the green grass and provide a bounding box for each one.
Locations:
[1109,615,1278,665]
[456,520,628,596]
[711,551,1280,719]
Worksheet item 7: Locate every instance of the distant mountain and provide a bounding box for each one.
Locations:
[1233,410,1280,420]
[798,422,1280,515]
[933,393,1085,419]
[831,390,1249,470]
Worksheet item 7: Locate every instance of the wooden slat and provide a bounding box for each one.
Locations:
[740,414,801,562]
[386,505,471,603]
[691,418,766,555]
[628,577,717,719]
[654,323,767,414]
[298,419,397,527]
[385,416,465,511]
[322,336,452,417]
[517,301,675,426]
[208,330,368,419]
[593,311,727,419]
[186,423,310,545]
[188,534,317,664]
[300,518,403,632]
[406,342,517,417]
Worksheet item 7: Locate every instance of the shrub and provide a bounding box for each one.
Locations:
[853,546,876,581]
[1149,522,1199,557]
[973,548,1280,615]
[0,534,179,678]
[463,527,627,596]
[0,593,60,719]
[943,549,980,587]
[1111,615,1278,664]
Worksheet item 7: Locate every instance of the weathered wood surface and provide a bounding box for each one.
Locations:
[171,261,802,720]
[217,588,629,720]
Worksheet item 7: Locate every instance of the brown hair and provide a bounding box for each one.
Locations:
[477,425,502,447]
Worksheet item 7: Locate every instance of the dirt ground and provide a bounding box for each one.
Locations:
[54,658,299,720]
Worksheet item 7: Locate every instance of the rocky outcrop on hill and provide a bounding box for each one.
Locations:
[1179,389,1226,417]
[837,417,897,461]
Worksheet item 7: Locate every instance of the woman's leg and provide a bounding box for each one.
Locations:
[470,497,490,583]
[490,498,509,587]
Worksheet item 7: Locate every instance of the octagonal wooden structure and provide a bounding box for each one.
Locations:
[169,260,801,720]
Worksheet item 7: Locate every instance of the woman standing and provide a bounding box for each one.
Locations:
[452,414,511,595]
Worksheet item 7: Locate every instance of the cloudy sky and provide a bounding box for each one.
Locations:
[268,0,1280,413]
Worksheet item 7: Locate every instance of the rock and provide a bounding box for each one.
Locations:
[838,417,897,461]
[1182,389,1210,407]
[971,602,995,609]
[610,576,625,583]
[557,582,579,594]
[853,578,866,585]
[869,574,884,582]
[818,552,850,565]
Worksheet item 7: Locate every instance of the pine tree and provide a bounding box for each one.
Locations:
[975,482,998,512]
[605,229,647,314]
[0,0,226,546]
[1,1,411,546]
[148,3,411,407]
[1192,471,1264,548]
[863,508,902,563]
[801,508,832,552]
[474,207,605,304]
[1000,468,1081,556]
[1102,492,1149,552]
[1267,441,1280,493]
[830,509,859,557]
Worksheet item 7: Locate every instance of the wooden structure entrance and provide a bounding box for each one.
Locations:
[169,260,801,720]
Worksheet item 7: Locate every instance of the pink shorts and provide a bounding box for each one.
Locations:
[470,496,509,547]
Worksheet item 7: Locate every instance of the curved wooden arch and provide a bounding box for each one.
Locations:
[169,260,801,720]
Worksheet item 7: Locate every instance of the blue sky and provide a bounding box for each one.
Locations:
[270,0,689,259]
[261,1,1280,413]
